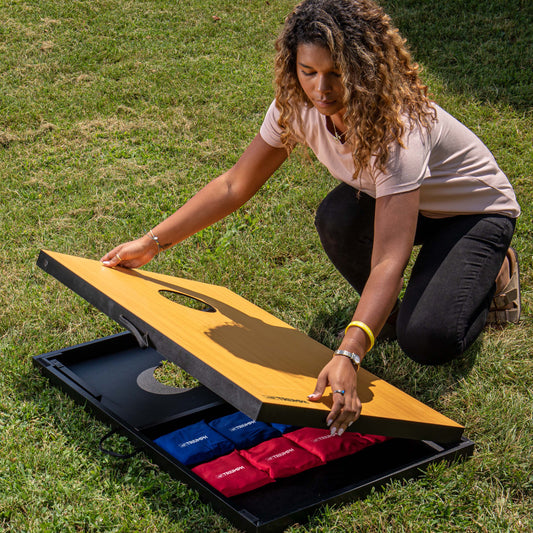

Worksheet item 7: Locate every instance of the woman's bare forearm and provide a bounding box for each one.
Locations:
[149,171,247,249]
[101,135,288,268]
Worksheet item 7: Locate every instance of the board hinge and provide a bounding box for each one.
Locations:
[119,314,149,349]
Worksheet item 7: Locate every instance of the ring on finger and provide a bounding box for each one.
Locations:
[333,389,345,395]
[116,253,122,261]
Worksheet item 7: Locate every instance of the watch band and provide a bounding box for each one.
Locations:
[333,349,361,371]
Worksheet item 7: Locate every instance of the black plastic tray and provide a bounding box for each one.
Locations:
[33,332,474,533]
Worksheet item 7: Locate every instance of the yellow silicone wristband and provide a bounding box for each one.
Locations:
[344,321,375,351]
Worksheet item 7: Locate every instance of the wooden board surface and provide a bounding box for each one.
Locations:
[37,250,464,442]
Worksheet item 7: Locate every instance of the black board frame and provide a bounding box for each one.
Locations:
[33,332,475,533]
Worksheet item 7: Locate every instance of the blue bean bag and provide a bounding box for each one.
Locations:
[208,411,281,449]
[154,420,234,466]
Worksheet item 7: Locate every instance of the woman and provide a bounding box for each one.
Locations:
[101,0,520,437]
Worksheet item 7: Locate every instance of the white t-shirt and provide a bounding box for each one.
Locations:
[259,100,520,218]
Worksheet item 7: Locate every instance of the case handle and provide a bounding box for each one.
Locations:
[99,429,142,460]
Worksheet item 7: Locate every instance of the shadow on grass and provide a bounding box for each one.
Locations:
[385,0,532,111]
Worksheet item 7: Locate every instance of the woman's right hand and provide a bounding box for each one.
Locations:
[100,234,159,269]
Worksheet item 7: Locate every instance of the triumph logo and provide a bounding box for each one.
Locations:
[216,466,245,479]
[266,395,308,404]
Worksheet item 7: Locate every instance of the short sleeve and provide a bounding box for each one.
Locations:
[259,100,285,148]
[374,123,432,198]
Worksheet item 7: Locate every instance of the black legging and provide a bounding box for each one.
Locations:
[314,183,515,365]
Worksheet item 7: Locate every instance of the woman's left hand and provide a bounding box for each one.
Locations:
[308,355,361,435]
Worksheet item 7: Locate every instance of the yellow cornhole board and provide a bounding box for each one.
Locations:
[37,249,464,443]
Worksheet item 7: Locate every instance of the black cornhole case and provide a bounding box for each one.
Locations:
[33,332,474,533]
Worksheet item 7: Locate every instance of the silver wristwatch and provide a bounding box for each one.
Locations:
[333,349,361,371]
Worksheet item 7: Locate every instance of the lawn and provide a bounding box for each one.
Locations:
[1,0,532,531]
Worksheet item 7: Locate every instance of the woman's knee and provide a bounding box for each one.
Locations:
[396,319,465,366]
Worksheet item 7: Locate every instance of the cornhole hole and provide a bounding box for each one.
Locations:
[33,250,474,532]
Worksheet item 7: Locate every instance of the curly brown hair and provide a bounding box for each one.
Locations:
[274,0,436,178]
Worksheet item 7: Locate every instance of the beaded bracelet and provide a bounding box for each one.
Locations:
[344,320,375,351]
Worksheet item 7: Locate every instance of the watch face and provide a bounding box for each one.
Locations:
[334,350,361,369]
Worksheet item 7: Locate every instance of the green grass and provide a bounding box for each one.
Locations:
[1,0,532,531]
